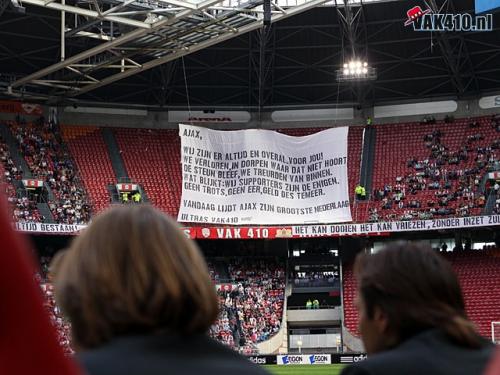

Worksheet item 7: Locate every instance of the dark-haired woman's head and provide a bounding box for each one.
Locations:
[52,205,218,350]
[354,241,482,354]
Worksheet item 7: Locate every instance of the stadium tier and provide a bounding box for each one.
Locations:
[56,125,362,220]
[5,116,500,226]
[365,116,497,223]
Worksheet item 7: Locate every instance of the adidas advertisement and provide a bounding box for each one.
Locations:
[338,354,368,364]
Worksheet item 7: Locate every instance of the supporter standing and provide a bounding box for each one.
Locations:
[341,242,493,375]
[53,205,268,375]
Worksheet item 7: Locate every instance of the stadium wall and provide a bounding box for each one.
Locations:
[53,96,500,130]
[287,308,342,324]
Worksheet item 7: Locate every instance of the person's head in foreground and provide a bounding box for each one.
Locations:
[341,241,494,375]
[53,205,268,375]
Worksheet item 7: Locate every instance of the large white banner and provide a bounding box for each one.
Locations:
[177,124,352,225]
[12,214,500,236]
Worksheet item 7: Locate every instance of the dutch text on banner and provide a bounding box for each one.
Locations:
[177,124,352,225]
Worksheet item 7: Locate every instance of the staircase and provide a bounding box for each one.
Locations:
[107,184,121,204]
[214,259,229,281]
[0,123,32,178]
[102,128,129,180]
[342,325,364,352]
[479,174,489,195]
[138,184,149,203]
[36,203,54,223]
[43,182,55,202]
[358,126,376,199]
[483,191,496,215]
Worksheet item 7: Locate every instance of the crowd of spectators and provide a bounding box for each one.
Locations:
[9,192,44,222]
[10,118,91,224]
[39,283,73,355]
[0,136,43,222]
[209,258,285,355]
[0,138,22,183]
[32,255,285,356]
[37,256,73,355]
[370,116,500,222]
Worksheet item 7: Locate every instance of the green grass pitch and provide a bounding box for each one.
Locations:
[264,364,345,374]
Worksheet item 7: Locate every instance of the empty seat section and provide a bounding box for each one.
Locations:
[62,126,116,213]
[113,128,181,216]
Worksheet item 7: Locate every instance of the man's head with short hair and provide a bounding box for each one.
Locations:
[354,242,482,354]
[53,205,219,350]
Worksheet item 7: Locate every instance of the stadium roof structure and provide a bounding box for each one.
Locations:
[0,0,500,109]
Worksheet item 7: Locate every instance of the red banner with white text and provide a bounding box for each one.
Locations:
[0,100,43,116]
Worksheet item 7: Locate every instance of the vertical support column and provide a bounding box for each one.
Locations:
[61,0,65,61]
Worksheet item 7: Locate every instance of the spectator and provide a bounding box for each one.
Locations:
[121,192,129,203]
[313,299,320,309]
[340,242,494,375]
[355,185,365,200]
[306,299,312,309]
[132,192,141,203]
[0,195,81,375]
[52,205,267,375]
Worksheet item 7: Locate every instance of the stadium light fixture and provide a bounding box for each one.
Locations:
[337,59,376,82]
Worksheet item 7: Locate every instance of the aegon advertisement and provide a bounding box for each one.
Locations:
[277,354,331,365]
[177,124,352,225]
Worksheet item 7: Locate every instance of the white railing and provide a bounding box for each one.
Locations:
[342,325,364,352]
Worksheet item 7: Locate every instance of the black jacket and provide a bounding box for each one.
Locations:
[79,333,270,375]
[341,329,494,375]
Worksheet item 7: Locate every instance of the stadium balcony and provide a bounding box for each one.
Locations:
[61,126,116,213]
